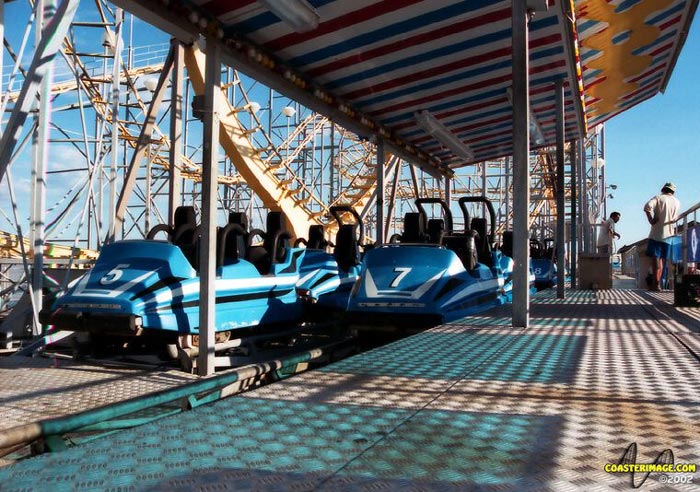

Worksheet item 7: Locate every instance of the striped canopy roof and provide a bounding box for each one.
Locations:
[576,0,697,128]
[115,0,697,173]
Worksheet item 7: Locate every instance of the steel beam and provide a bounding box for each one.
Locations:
[385,158,401,240]
[444,175,452,204]
[0,0,78,186]
[375,139,385,244]
[169,40,184,222]
[108,9,124,239]
[198,39,221,376]
[511,0,530,327]
[0,0,4,103]
[29,0,58,335]
[110,45,175,241]
[555,79,565,298]
[570,140,577,288]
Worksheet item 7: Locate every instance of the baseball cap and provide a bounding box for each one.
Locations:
[662,182,676,192]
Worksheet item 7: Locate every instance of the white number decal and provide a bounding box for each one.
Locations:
[390,267,412,288]
[100,264,129,285]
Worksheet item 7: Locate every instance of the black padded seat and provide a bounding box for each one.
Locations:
[427,218,445,245]
[228,211,249,232]
[471,217,492,266]
[501,231,513,258]
[401,212,427,243]
[444,232,478,271]
[306,224,328,250]
[246,211,291,274]
[216,223,247,267]
[334,224,360,272]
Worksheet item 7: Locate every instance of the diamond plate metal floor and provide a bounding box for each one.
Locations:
[0,287,698,491]
[0,356,197,432]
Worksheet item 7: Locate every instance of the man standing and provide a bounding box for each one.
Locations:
[597,211,621,254]
[644,183,680,291]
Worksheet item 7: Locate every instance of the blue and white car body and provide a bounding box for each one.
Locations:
[295,206,363,312]
[348,244,504,325]
[347,197,508,327]
[297,252,360,310]
[40,239,305,340]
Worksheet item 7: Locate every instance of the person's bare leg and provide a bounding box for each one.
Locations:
[655,257,664,290]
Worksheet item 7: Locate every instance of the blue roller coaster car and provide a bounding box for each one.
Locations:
[347,196,511,328]
[530,237,557,290]
[296,206,364,312]
[39,207,305,345]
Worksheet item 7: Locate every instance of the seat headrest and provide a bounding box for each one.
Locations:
[174,206,196,228]
[228,211,249,231]
[307,224,327,249]
[471,218,487,237]
[403,212,426,242]
[266,211,286,234]
[427,218,445,243]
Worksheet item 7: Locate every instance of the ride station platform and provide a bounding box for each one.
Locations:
[0,280,698,491]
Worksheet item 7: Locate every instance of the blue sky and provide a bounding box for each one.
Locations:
[604,13,700,246]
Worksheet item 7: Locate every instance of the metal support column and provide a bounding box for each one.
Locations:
[198,39,221,376]
[385,157,401,240]
[108,9,123,240]
[570,140,577,289]
[0,0,78,184]
[505,156,511,230]
[555,79,565,298]
[30,0,57,335]
[445,175,452,205]
[580,139,590,253]
[375,139,385,244]
[169,40,184,222]
[0,0,4,102]
[111,46,175,241]
[511,0,530,327]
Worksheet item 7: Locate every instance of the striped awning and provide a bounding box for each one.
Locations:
[113,0,696,173]
[575,0,697,128]
[193,0,584,173]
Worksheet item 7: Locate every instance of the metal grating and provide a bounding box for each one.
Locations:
[0,287,698,491]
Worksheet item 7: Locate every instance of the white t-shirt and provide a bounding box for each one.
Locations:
[644,193,680,242]
[597,217,616,247]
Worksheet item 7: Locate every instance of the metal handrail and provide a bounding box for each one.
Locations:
[674,201,700,273]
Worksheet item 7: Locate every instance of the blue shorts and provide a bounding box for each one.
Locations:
[646,238,670,259]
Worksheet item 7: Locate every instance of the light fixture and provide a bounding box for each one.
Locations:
[505,87,545,145]
[248,101,261,113]
[415,110,474,161]
[526,0,549,12]
[143,77,159,92]
[257,0,320,33]
[281,106,296,118]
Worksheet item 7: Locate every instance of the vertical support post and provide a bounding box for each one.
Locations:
[111,47,175,242]
[385,157,401,240]
[504,156,511,230]
[444,175,452,205]
[30,0,57,335]
[375,139,385,244]
[0,0,4,103]
[570,140,577,288]
[198,39,221,376]
[555,79,565,298]
[0,0,78,186]
[580,139,590,253]
[169,40,184,222]
[511,0,530,328]
[108,9,123,240]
